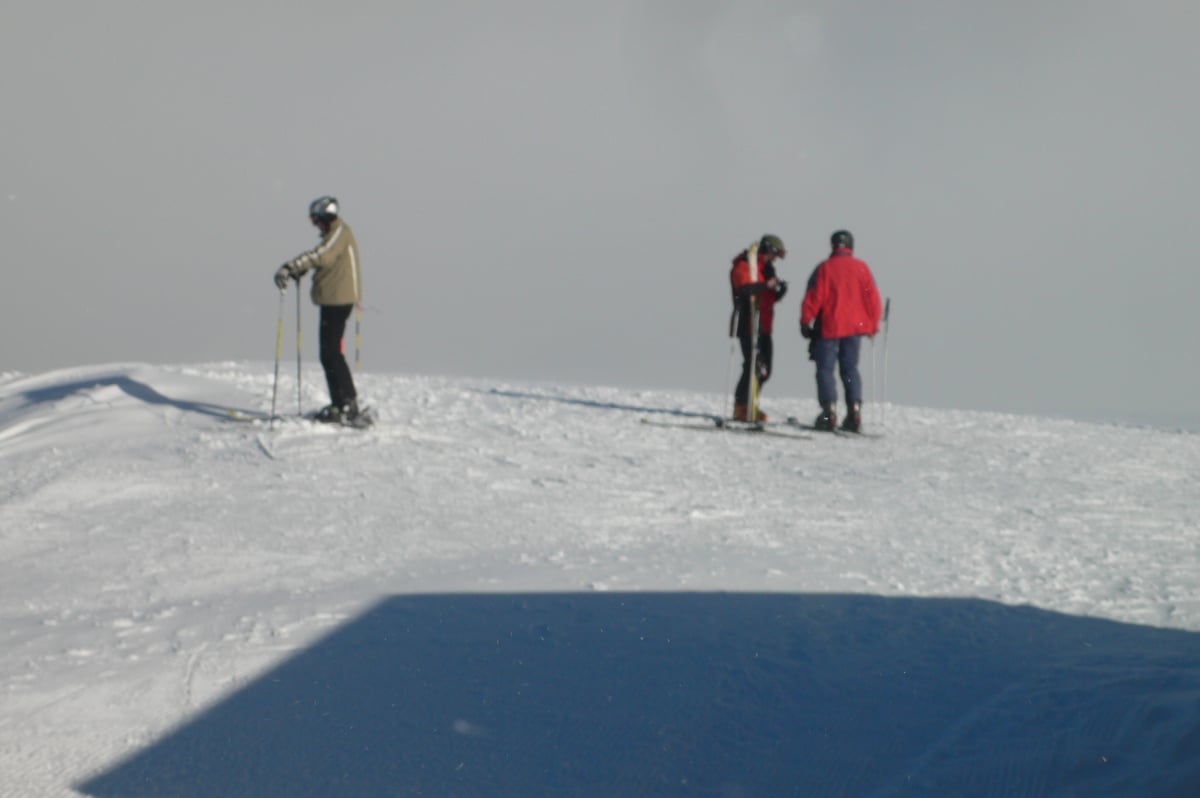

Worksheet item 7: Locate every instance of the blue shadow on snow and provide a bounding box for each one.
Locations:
[484,387,720,421]
[78,593,1200,797]
[13,375,263,422]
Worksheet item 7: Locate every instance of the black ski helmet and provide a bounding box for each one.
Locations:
[831,230,854,250]
[308,195,339,222]
[759,234,786,258]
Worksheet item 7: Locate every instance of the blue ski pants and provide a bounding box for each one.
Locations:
[812,335,864,406]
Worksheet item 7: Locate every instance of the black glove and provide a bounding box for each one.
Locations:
[274,264,294,290]
[774,280,788,300]
[800,321,814,339]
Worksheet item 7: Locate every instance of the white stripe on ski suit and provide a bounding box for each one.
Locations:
[312,222,342,261]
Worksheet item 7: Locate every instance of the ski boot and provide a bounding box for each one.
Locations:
[313,404,343,423]
[313,399,359,425]
[813,402,838,432]
[734,404,768,423]
[841,402,862,433]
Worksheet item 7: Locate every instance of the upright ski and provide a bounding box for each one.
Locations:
[746,241,761,424]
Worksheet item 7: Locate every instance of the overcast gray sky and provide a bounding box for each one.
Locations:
[4,1,1198,426]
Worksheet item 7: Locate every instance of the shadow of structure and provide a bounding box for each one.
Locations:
[80,593,1200,797]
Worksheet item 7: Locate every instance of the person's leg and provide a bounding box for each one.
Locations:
[813,338,839,405]
[319,305,356,409]
[741,333,772,421]
[837,335,864,431]
[837,335,863,405]
[812,337,839,429]
[756,333,773,387]
[734,334,753,416]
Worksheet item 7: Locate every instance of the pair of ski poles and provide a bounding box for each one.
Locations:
[269,285,304,429]
[269,283,364,428]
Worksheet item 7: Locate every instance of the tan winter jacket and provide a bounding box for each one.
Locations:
[286,219,362,306]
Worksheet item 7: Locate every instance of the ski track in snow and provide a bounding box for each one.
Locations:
[1,362,1199,796]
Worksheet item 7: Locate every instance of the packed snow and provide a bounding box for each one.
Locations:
[1,362,1198,797]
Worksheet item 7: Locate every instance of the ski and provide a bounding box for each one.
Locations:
[640,416,811,440]
[225,406,377,429]
[223,409,278,424]
[784,416,883,439]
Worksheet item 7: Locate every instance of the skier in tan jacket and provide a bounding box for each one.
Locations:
[274,196,364,423]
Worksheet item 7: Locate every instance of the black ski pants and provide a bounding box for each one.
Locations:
[319,304,357,408]
[735,332,773,406]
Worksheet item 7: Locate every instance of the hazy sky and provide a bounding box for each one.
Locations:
[4,1,1198,425]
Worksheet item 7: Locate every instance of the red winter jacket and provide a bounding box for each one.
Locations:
[800,248,882,338]
[730,250,784,335]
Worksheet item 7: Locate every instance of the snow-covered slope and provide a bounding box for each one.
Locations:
[2,363,1198,796]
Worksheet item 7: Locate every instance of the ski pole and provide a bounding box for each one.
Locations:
[724,308,738,419]
[355,304,362,371]
[296,281,303,416]
[870,335,877,429]
[881,297,891,428]
[724,338,737,421]
[269,287,285,430]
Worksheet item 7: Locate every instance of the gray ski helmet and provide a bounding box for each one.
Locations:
[308,195,339,221]
[759,234,786,257]
[831,229,854,250]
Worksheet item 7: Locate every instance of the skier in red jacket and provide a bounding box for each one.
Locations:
[800,230,882,432]
[730,235,788,422]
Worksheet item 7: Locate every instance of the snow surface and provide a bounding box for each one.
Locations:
[2,362,1199,797]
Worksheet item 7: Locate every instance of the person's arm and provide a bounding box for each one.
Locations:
[800,263,826,330]
[287,223,346,278]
